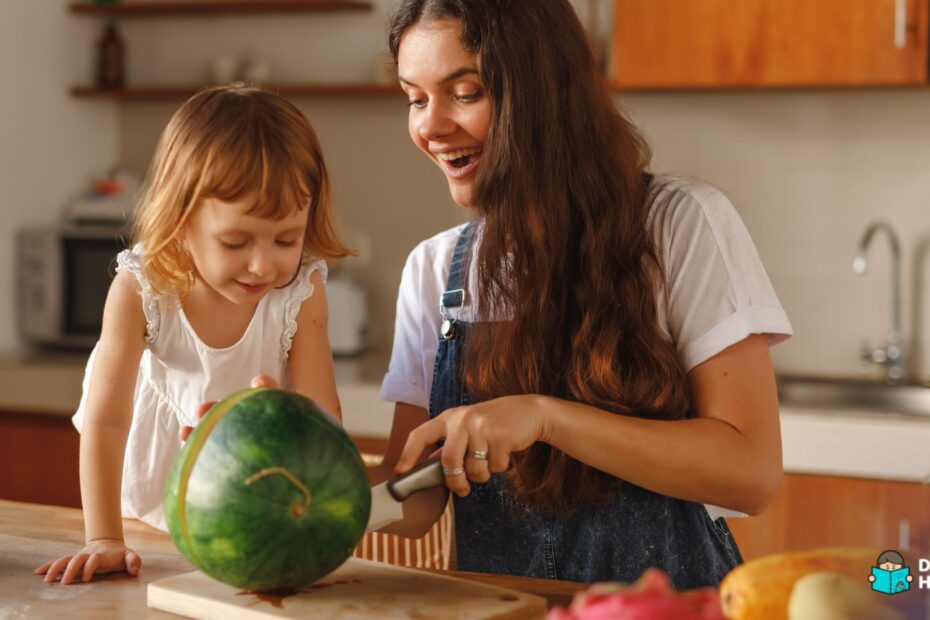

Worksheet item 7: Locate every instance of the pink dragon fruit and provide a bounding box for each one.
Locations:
[548,568,724,620]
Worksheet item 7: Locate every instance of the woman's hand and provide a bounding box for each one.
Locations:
[394,395,553,497]
[178,374,279,441]
[35,539,141,585]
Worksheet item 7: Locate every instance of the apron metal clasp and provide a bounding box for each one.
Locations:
[440,318,456,340]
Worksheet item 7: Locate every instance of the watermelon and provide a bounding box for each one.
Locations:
[163,388,371,591]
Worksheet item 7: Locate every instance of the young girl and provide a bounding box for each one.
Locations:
[368,0,792,589]
[36,85,350,585]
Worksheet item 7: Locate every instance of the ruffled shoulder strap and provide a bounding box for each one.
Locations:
[115,244,161,344]
[280,259,328,360]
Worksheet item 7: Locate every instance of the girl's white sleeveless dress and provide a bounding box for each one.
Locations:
[72,245,327,531]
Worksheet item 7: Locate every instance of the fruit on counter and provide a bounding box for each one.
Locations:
[548,568,724,620]
[163,388,371,591]
[719,546,884,619]
[787,572,903,620]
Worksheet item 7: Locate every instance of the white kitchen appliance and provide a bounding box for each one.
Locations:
[325,271,368,356]
[17,224,128,349]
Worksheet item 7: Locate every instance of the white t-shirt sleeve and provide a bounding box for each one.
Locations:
[381,246,433,410]
[652,180,792,372]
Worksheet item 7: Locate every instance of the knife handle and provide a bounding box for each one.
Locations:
[387,456,445,501]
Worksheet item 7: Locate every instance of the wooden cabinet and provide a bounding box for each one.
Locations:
[611,0,930,88]
[728,473,930,560]
[0,411,81,508]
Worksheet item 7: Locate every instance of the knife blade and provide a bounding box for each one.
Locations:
[365,456,445,533]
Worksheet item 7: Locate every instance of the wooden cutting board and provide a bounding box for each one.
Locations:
[147,557,548,619]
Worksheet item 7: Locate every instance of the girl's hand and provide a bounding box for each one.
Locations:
[35,539,141,585]
[179,374,278,441]
[178,400,214,442]
[394,395,553,497]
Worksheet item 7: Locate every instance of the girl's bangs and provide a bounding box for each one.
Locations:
[199,135,312,219]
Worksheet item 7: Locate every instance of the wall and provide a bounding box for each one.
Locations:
[78,3,930,381]
[0,0,119,350]
[622,90,930,380]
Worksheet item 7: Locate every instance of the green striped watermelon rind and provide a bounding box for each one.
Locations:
[163,388,371,591]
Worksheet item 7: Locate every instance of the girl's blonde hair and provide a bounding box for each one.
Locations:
[132,84,350,297]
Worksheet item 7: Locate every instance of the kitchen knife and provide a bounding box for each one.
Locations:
[365,456,445,533]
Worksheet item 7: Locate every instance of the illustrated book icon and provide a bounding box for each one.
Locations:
[870,567,911,594]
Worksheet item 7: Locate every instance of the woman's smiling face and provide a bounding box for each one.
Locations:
[397,18,491,208]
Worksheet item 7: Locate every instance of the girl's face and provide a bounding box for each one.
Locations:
[183,196,308,306]
[398,18,491,208]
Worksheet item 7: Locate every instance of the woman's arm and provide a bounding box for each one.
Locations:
[369,402,449,538]
[287,269,342,422]
[545,334,782,514]
[397,334,782,516]
[37,269,146,583]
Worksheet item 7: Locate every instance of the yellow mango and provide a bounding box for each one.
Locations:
[719,547,882,619]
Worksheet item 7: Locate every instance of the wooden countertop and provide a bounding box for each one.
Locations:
[0,500,585,618]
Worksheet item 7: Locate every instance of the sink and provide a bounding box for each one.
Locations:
[777,375,930,418]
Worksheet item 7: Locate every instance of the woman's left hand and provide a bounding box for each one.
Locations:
[394,395,552,496]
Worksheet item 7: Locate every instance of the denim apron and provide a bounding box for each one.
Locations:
[427,221,743,588]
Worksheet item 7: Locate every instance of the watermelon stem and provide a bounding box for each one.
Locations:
[244,467,313,518]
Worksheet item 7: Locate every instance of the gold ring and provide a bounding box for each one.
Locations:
[442,466,465,476]
[468,450,488,460]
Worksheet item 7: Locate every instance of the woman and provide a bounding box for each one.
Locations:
[370,0,792,589]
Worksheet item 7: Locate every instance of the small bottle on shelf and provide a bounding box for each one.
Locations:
[95,20,125,90]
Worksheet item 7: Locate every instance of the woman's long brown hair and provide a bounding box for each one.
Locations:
[390,0,691,512]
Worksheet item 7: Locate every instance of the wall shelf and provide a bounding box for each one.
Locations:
[69,1,372,17]
[71,83,403,100]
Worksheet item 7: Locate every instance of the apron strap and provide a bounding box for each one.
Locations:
[438,221,476,339]
[440,221,476,312]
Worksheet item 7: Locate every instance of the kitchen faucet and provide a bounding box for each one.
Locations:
[852,221,904,383]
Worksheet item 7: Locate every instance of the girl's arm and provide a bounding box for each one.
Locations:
[36,269,147,583]
[396,334,782,516]
[287,269,342,422]
[368,402,449,538]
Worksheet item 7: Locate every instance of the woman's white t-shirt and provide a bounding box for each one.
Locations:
[72,245,327,531]
[380,176,792,519]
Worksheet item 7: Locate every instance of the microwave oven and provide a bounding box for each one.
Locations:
[17,225,129,349]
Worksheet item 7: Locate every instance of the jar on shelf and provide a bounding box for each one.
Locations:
[95,20,125,89]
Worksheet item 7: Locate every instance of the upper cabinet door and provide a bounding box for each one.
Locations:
[611,0,929,88]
